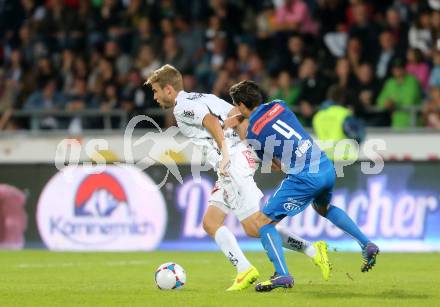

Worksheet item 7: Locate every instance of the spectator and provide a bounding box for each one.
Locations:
[375,29,399,81]
[283,34,307,76]
[196,35,227,89]
[100,82,119,112]
[40,0,83,51]
[89,0,123,44]
[329,57,357,110]
[353,62,385,126]
[153,0,177,21]
[385,7,409,52]
[160,34,191,73]
[88,57,115,95]
[18,22,38,66]
[429,50,440,87]
[24,79,65,129]
[0,69,19,130]
[160,17,175,36]
[270,70,300,108]
[297,57,331,126]
[135,44,160,80]
[59,48,75,93]
[405,47,430,91]
[103,39,132,81]
[431,10,440,47]
[422,86,440,128]
[212,69,234,102]
[65,77,92,111]
[182,71,202,93]
[255,3,277,42]
[131,17,160,56]
[408,11,432,56]
[223,57,240,79]
[248,54,271,92]
[65,77,93,131]
[175,15,203,63]
[72,55,88,80]
[348,1,379,50]
[324,23,348,58]
[207,0,242,34]
[315,0,347,34]
[121,69,150,112]
[274,0,318,35]
[377,58,421,128]
[122,0,150,31]
[0,69,16,111]
[34,56,56,89]
[346,36,365,73]
[5,49,24,86]
[236,42,253,75]
[204,15,227,51]
[333,57,356,88]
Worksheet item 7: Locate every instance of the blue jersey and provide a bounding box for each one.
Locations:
[247,100,330,174]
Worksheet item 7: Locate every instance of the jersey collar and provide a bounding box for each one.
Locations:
[249,104,266,123]
[175,90,187,105]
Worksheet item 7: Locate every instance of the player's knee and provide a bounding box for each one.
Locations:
[202,216,221,237]
[243,224,259,238]
[313,203,329,217]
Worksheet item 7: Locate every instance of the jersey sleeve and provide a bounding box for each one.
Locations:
[174,101,210,126]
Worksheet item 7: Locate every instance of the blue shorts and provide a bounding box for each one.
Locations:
[262,163,336,222]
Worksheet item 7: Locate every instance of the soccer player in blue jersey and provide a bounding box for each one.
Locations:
[228,80,379,292]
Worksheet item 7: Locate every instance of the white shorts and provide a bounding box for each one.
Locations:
[208,144,263,221]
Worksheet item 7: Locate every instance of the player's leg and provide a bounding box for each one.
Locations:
[275,225,315,256]
[256,215,294,292]
[216,151,262,291]
[314,202,379,272]
[241,212,327,262]
[254,177,302,292]
[224,176,262,291]
[313,167,379,272]
[275,224,331,281]
[313,202,370,247]
[203,204,252,274]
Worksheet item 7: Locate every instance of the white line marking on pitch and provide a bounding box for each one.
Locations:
[16,259,210,269]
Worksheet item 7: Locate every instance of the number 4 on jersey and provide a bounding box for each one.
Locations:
[272,120,302,140]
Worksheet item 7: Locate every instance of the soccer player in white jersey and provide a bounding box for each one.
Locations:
[145,64,331,290]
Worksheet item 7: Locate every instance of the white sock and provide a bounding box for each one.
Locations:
[214,226,251,273]
[276,225,316,257]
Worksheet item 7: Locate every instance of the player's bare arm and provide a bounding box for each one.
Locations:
[223,107,244,128]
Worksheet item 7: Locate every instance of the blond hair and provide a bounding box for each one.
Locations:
[145,64,183,91]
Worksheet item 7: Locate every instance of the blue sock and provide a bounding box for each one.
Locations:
[259,224,289,276]
[326,205,370,248]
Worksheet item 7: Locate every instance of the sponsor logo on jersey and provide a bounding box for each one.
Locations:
[186,93,205,100]
[183,110,195,119]
[251,103,285,135]
[283,201,301,211]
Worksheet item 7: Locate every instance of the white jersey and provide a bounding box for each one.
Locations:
[173,91,241,169]
[173,90,262,221]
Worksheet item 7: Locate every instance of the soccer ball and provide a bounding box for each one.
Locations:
[154,262,186,290]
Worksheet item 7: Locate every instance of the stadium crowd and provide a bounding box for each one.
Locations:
[1,0,440,130]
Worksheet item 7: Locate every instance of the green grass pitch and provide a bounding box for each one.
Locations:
[0,250,439,307]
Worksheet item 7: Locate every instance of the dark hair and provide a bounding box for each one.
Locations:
[326,84,346,105]
[229,80,263,109]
